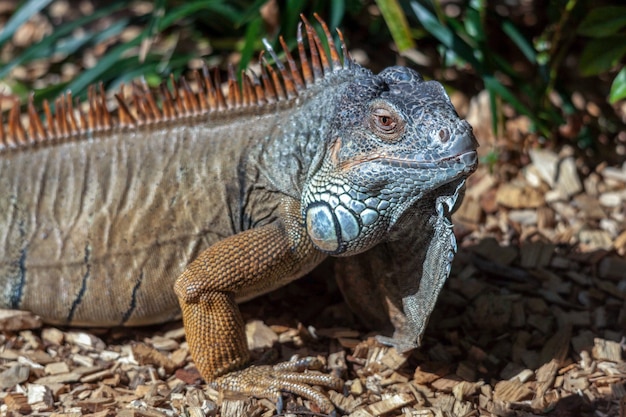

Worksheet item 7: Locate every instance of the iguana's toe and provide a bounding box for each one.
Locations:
[211,357,343,414]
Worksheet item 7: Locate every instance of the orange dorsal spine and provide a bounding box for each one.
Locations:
[0,14,352,153]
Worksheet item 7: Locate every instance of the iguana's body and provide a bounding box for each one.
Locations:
[0,17,478,414]
[0,72,338,327]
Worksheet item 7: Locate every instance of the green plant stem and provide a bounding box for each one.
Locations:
[544,0,578,110]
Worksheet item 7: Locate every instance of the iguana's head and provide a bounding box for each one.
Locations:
[302,66,478,255]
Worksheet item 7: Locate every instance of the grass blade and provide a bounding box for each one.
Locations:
[501,19,537,63]
[0,1,128,79]
[409,0,481,70]
[0,0,53,47]
[376,0,415,52]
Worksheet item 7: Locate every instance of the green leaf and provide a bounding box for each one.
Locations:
[235,0,268,26]
[376,0,415,52]
[609,67,626,103]
[330,0,346,31]
[579,35,626,76]
[140,0,165,61]
[63,34,144,98]
[501,20,537,64]
[0,0,53,47]
[37,17,129,68]
[578,6,626,38]
[0,2,128,79]
[239,17,263,72]
[158,0,238,30]
[283,0,306,38]
[464,2,484,43]
[409,1,453,47]
[483,75,547,135]
[409,1,481,70]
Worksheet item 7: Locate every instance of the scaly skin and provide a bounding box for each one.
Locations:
[0,17,478,414]
[172,65,477,413]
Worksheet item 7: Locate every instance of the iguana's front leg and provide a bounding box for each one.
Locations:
[173,197,341,413]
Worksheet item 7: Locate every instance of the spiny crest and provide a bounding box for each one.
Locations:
[0,14,353,152]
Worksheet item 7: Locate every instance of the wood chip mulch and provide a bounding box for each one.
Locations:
[2,106,626,416]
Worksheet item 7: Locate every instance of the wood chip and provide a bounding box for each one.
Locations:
[431,375,463,392]
[599,190,626,207]
[27,384,54,410]
[378,348,409,371]
[556,157,583,196]
[592,338,623,362]
[528,148,559,187]
[349,392,414,416]
[579,229,613,251]
[413,362,450,384]
[0,364,30,389]
[244,320,278,350]
[508,209,537,225]
[131,343,177,374]
[531,359,559,409]
[4,392,31,413]
[520,241,555,268]
[65,331,106,350]
[601,166,626,183]
[452,380,484,400]
[45,361,70,375]
[41,327,65,345]
[149,336,179,351]
[0,309,42,331]
[599,256,626,280]
[496,183,544,209]
[471,237,518,265]
[574,194,606,219]
[493,379,533,402]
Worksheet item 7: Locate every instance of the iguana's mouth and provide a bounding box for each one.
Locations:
[380,150,478,170]
[340,150,478,172]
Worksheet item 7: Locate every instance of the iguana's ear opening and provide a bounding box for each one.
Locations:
[305,202,346,254]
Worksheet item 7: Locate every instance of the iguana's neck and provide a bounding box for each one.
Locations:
[250,69,365,199]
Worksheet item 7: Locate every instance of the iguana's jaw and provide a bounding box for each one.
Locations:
[302,150,477,256]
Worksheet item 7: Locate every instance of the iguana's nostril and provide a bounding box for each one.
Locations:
[449,128,478,155]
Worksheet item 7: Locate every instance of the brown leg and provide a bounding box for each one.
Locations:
[174,198,340,413]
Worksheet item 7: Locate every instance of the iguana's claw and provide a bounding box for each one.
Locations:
[375,335,418,353]
[211,357,343,415]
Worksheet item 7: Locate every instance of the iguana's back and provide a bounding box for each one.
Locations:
[0,75,345,326]
[1,121,239,325]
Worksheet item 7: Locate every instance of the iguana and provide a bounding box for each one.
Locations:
[0,15,478,414]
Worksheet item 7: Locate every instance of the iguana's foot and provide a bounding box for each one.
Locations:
[211,357,343,415]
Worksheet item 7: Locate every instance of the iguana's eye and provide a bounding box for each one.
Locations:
[373,109,396,131]
[370,106,404,141]
[379,115,392,127]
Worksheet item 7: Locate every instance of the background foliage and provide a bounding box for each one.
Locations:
[0,0,624,151]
